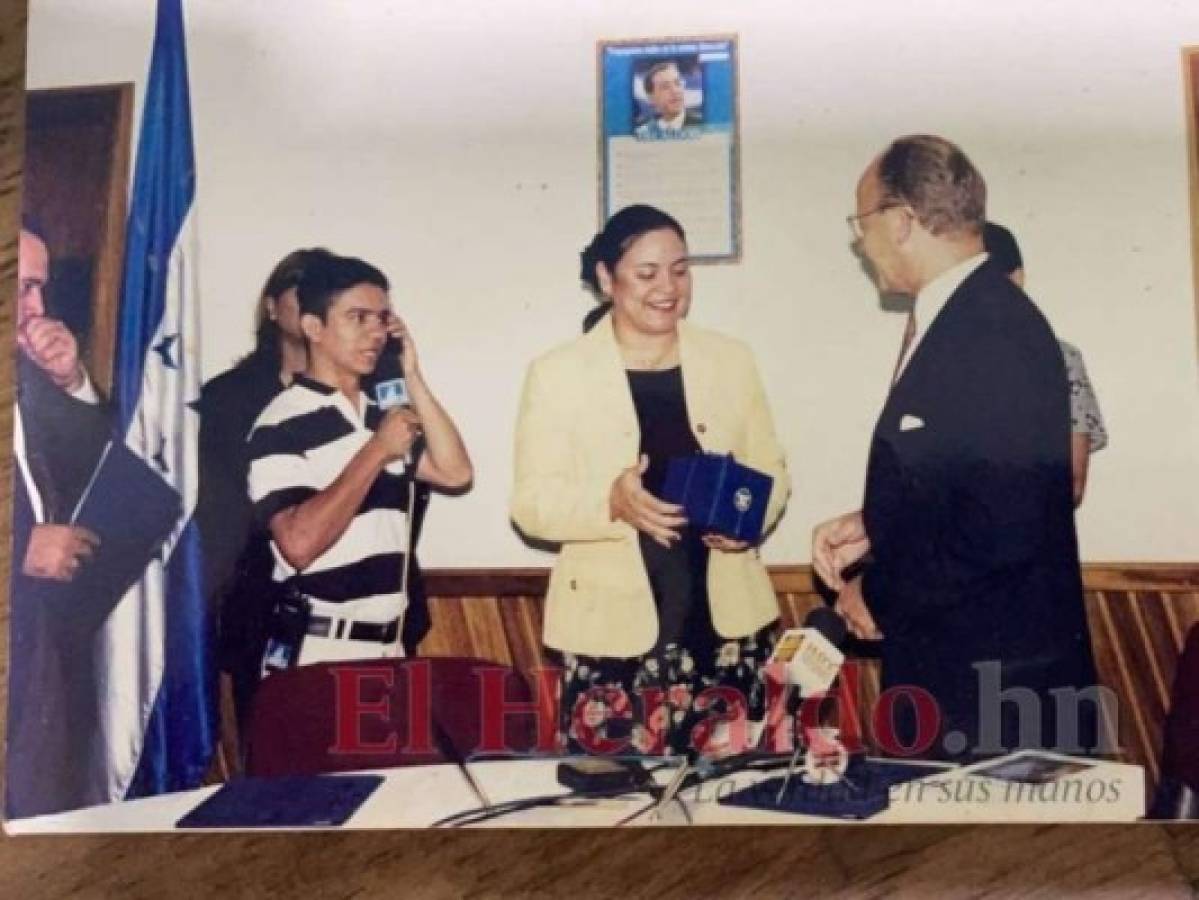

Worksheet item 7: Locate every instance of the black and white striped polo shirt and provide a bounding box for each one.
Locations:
[247,374,414,606]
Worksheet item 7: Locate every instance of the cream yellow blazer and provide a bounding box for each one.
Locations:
[511,318,791,658]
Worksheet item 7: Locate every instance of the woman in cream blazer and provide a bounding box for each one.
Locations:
[511,205,790,755]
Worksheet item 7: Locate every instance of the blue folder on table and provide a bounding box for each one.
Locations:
[661,453,773,543]
[718,757,947,821]
[176,774,384,828]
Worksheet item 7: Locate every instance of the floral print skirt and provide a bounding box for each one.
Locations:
[557,623,778,756]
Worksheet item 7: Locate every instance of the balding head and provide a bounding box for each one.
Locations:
[850,136,987,295]
[876,135,986,238]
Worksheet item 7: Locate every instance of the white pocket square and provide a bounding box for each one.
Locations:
[899,414,925,432]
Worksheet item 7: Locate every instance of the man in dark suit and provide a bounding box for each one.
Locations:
[7,224,113,818]
[812,135,1099,760]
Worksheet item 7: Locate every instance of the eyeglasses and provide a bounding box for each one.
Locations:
[846,203,901,240]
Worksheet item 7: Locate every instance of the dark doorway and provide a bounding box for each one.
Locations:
[24,83,133,395]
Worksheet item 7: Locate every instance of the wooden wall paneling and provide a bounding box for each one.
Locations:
[496,595,549,679]
[1135,591,1187,714]
[1164,590,1199,646]
[1084,593,1130,772]
[417,595,474,659]
[775,590,822,628]
[1115,593,1171,785]
[496,595,558,732]
[458,596,515,667]
[1089,590,1161,786]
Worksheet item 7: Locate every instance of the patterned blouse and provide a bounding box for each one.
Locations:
[1059,340,1108,452]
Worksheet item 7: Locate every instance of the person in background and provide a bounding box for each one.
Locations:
[8,222,113,818]
[512,204,790,757]
[196,248,330,732]
[982,221,1108,506]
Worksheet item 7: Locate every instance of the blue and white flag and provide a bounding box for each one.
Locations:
[104,0,215,802]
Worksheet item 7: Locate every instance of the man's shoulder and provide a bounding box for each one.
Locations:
[955,263,1052,336]
[251,382,328,433]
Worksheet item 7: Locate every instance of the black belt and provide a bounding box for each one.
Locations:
[306,614,399,644]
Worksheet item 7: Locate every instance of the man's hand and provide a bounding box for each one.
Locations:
[834,574,883,641]
[812,509,871,591]
[19,317,84,391]
[373,407,422,461]
[23,524,100,582]
[385,314,419,380]
[609,454,687,548]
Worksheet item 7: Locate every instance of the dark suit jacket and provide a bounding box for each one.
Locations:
[7,358,113,818]
[860,260,1098,758]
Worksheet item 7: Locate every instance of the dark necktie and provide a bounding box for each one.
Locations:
[891,313,917,387]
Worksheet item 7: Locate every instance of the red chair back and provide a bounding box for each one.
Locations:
[244,657,539,777]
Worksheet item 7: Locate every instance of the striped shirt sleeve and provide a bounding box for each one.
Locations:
[247,414,320,528]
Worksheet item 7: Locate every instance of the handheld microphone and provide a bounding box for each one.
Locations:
[372,337,409,411]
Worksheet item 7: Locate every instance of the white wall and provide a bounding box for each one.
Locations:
[25,0,1199,565]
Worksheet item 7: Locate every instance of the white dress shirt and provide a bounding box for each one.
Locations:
[895,251,989,381]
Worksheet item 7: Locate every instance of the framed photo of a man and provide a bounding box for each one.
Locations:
[632,56,703,139]
[598,35,741,262]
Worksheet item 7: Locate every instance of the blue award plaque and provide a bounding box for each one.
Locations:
[661,452,773,542]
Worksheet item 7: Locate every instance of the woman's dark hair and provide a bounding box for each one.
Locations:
[579,204,686,294]
[581,301,613,333]
[247,247,333,367]
[982,221,1023,277]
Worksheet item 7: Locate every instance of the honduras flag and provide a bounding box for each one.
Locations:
[104,0,216,801]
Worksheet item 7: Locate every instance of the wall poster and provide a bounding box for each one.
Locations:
[597,35,741,263]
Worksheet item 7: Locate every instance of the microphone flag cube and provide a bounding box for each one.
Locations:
[770,627,845,698]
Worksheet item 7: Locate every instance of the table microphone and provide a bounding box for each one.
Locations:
[771,607,847,699]
[650,608,853,817]
[770,607,851,795]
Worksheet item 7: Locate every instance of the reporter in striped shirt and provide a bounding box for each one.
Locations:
[247,253,472,668]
